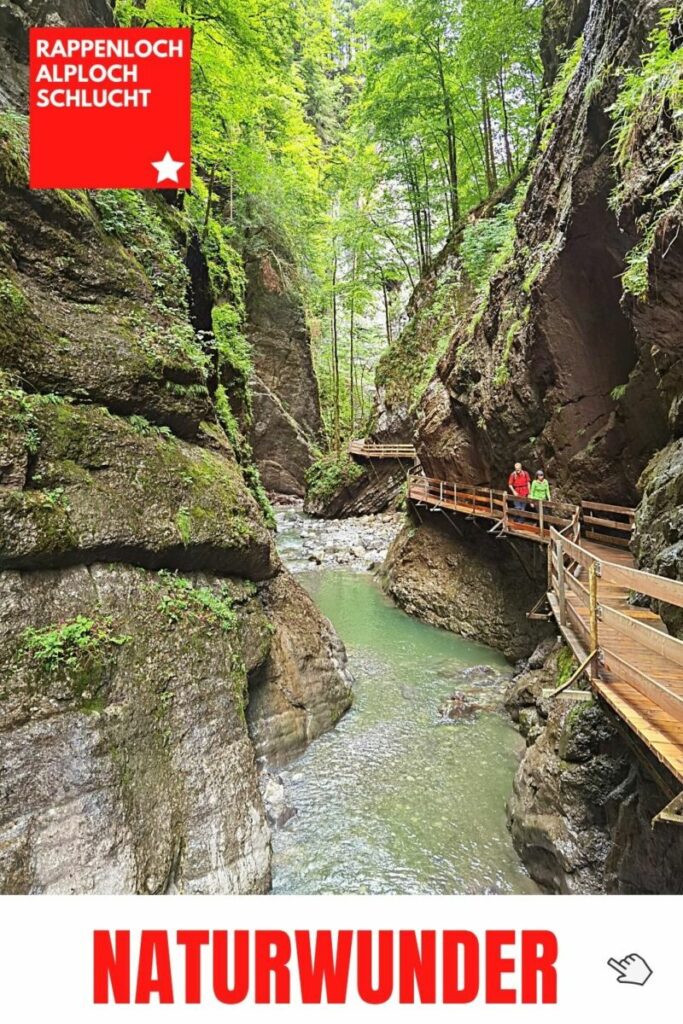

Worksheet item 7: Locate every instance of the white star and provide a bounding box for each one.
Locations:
[151,151,184,184]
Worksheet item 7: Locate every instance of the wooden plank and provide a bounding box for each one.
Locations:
[580,514,633,532]
[600,561,683,609]
[599,603,683,669]
[583,529,632,548]
[582,500,635,515]
[600,646,683,724]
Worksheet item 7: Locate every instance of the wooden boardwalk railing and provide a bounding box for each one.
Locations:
[548,527,683,804]
[409,473,579,544]
[408,472,683,813]
[348,440,417,460]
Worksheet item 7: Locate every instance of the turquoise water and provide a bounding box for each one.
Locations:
[270,566,538,895]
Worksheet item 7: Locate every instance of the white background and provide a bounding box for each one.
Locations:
[0,895,674,1021]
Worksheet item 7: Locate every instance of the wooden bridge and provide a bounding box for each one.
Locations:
[409,472,683,821]
[348,440,417,460]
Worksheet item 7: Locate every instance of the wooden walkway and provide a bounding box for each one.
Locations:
[349,440,417,460]
[409,471,683,818]
[549,530,683,805]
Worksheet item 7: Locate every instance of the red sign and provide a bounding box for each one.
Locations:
[29,27,191,189]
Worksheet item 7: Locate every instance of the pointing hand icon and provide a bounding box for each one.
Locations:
[608,954,653,986]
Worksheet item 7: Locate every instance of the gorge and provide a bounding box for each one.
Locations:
[0,0,681,896]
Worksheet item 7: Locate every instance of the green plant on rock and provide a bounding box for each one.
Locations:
[214,384,275,527]
[540,35,584,152]
[305,451,364,504]
[461,203,517,292]
[156,571,237,633]
[212,303,253,402]
[610,8,683,300]
[493,315,524,389]
[0,111,29,187]
[556,646,578,688]
[128,414,174,440]
[22,615,130,674]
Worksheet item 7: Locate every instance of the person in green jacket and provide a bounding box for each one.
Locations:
[530,470,551,502]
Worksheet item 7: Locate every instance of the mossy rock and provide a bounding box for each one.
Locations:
[0,115,212,436]
[0,400,279,579]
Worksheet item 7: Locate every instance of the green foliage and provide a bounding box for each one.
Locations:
[0,278,27,315]
[91,190,189,312]
[212,304,253,390]
[22,615,130,674]
[610,383,628,402]
[156,571,237,633]
[540,35,584,151]
[128,415,174,440]
[610,8,682,301]
[461,204,517,291]
[306,451,364,503]
[611,9,682,174]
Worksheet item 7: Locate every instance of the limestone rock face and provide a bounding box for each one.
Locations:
[414,0,673,504]
[244,248,322,496]
[247,573,353,764]
[505,644,683,894]
[305,458,408,519]
[0,564,272,894]
[0,562,352,894]
[381,516,552,661]
[0,182,213,438]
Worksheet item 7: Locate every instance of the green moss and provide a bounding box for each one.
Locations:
[215,384,275,527]
[556,646,578,688]
[212,302,253,406]
[0,112,29,188]
[176,506,192,545]
[306,451,364,504]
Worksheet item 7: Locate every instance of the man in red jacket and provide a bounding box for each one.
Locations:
[508,462,531,523]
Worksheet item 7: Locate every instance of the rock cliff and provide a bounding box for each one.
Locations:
[244,240,323,498]
[379,0,682,888]
[0,7,351,893]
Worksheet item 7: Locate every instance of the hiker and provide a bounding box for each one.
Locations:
[508,461,530,522]
[530,470,551,503]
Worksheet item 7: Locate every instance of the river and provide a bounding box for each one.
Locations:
[271,508,538,895]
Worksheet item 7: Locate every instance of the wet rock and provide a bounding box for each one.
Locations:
[0,401,278,580]
[632,439,683,638]
[439,691,483,722]
[246,573,353,765]
[259,772,296,829]
[0,564,273,895]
